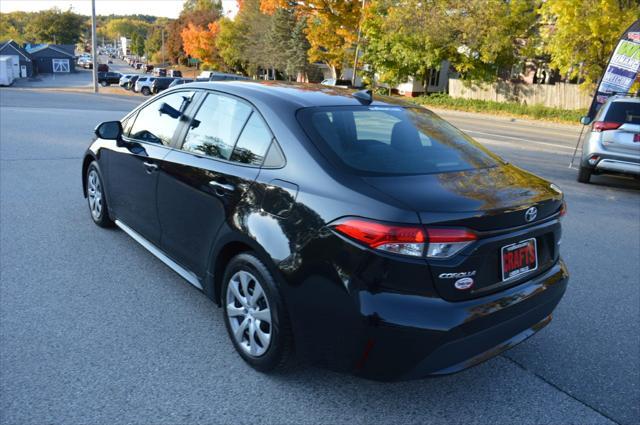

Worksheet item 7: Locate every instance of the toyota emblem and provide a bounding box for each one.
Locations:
[524,206,538,222]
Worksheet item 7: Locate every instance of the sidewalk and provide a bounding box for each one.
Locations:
[11,68,93,89]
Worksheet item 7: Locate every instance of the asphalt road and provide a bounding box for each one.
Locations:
[1,88,638,425]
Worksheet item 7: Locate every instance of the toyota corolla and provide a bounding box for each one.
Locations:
[82,82,568,381]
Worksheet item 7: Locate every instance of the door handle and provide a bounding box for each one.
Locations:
[209,180,235,193]
[143,161,158,172]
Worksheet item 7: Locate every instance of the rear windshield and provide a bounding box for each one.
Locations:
[604,102,640,124]
[298,106,501,175]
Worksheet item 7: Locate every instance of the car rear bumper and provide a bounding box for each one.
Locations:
[595,158,640,175]
[353,260,568,381]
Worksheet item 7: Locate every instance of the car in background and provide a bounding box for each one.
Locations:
[97,64,109,72]
[97,71,121,87]
[321,78,352,88]
[151,77,176,94]
[168,69,182,78]
[145,64,154,73]
[578,96,640,183]
[82,60,93,69]
[134,76,156,95]
[83,82,568,381]
[199,70,250,81]
[168,78,194,88]
[135,63,144,70]
[125,75,140,91]
[118,74,135,88]
[153,68,167,77]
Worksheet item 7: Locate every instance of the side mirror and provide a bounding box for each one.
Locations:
[580,116,592,126]
[95,120,122,140]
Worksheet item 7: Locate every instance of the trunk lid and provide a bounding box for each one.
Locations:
[363,165,563,301]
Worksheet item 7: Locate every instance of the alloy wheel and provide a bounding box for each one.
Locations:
[87,169,103,220]
[226,270,272,357]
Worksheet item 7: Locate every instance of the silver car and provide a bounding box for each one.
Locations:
[579,96,640,183]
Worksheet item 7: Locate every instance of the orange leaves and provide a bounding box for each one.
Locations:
[181,21,219,63]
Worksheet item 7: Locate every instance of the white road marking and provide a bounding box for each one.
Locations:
[461,128,575,151]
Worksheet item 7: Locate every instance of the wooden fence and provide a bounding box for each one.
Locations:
[449,79,591,110]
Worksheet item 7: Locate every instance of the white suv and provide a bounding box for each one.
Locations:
[134,76,156,96]
[579,96,640,183]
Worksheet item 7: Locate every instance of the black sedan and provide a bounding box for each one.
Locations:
[82,82,568,380]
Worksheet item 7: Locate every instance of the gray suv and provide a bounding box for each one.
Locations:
[579,96,640,183]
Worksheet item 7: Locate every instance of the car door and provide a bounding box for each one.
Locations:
[106,90,196,244]
[157,91,274,278]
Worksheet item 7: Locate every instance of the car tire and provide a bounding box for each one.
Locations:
[86,161,114,228]
[141,87,150,96]
[577,165,591,183]
[100,81,108,87]
[222,252,293,373]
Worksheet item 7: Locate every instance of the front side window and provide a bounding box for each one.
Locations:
[128,91,194,145]
[182,93,252,160]
[299,106,501,175]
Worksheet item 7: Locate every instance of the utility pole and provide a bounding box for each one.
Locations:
[91,0,98,93]
[161,28,165,66]
[352,0,366,88]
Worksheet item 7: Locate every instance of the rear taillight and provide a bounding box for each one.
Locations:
[559,200,567,218]
[425,228,477,258]
[330,218,476,258]
[592,121,621,132]
[332,218,426,257]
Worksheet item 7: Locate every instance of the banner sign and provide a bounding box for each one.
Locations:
[587,19,640,120]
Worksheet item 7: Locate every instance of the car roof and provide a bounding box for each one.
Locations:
[608,95,640,104]
[179,81,414,108]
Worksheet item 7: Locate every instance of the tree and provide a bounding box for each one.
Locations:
[362,0,539,86]
[103,18,150,40]
[181,21,223,67]
[24,7,87,44]
[540,0,639,86]
[304,0,362,79]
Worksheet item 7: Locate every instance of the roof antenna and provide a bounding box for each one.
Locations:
[352,89,373,105]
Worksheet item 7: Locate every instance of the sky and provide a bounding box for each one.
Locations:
[1,0,188,18]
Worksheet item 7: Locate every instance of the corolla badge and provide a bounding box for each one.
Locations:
[439,271,476,279]
[525,206,538,222]
[454,277,474,290]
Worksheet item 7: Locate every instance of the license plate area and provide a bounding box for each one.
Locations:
[501,238,538,281]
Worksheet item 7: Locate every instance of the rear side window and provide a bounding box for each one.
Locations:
[128,91,194,145]
[604,102,640,124]
[298,106,500,176]
[230,113,273,165]
[182,93,252,160]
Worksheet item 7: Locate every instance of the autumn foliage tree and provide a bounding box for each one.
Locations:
[181,21,223,67]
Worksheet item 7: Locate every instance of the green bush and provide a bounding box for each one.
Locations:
[411,93,585,124]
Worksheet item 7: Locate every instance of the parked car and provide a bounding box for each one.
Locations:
[578,96,640,183]
[168,69,182,78]
[134,76,156,95]
[321,78,352,88]
[118,74,135,88]
[83,82,568,380]
[199,70,250,81]
[168,78,194,88]
[125,75,139,91]
[135,63,144,70]
[151,77,177,94]
[145,64,154,73]
[82,60,93,69]
[153,68,167,77]
[97,63,109,72]
[97,71,121,87]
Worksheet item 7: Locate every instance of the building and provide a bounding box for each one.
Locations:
[0,40,34,78]
[25,44,76,74]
